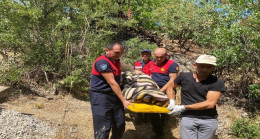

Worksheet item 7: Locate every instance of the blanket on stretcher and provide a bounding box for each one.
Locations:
[122,71,169,107]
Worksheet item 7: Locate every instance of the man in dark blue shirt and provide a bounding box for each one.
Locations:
[90,42,131,139]
[147,48,179,138]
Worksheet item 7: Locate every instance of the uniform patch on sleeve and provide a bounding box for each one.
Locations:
[100,64,108,71]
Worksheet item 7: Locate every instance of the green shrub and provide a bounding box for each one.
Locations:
[0,64,23,85]
[231,118,260,139]
[247,84,260,101]
[61,69,89,100]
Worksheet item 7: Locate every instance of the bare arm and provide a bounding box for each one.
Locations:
[166,81,179,100]
[160,73,178,97]
[184,91,221,110]
[101,72,131,109]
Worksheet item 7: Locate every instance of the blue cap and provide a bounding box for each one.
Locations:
[141,49,151,54]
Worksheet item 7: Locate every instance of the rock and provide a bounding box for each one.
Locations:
[168,53,194,72]
[46,96,54,100]
[242,112,248,118]
[0,86,11,99]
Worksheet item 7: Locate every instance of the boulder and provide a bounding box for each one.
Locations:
[0,86,11,99]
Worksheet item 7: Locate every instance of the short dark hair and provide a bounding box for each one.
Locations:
[106,41,125,50]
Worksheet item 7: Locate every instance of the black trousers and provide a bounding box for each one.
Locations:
[150,113,169,135]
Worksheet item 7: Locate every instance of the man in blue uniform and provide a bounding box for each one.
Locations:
[90,42,131,139]
[167,54,226,139]
[147,48,179,138]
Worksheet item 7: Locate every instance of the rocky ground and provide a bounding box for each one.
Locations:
[0,91,250,139]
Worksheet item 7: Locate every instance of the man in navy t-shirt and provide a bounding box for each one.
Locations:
[90,42,131,139]
[167,54,226,139]
[147,48,179,138]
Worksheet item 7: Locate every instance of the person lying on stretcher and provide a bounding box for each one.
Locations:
[121,71,170,107]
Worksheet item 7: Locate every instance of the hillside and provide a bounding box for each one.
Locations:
[0,1,259,138]
[1,42,258,139]
[1,30,260,139]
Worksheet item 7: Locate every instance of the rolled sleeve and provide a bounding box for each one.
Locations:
[168,63,179,73]
[95,59,113,73]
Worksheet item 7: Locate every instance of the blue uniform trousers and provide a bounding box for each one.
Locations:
[90,91,125,139]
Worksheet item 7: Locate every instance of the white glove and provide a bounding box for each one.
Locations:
[167,99,176,110]
[168,105,185,115]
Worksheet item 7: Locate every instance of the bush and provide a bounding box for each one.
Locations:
[231,118,260,139]
[61,69,89,100]
[247,84,260,101]
[0,64,23,85]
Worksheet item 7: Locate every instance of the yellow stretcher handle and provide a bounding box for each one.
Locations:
[128,103,170,113]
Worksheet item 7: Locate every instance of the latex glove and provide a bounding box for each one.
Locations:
[168,105,185,115]
[167,99,176,110]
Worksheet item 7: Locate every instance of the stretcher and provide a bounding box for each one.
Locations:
[128,103,170,113]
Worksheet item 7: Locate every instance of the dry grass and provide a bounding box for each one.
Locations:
[225,105,242,121]
[34,102,44,109]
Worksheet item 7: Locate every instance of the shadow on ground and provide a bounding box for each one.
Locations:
[123,110,179,139]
